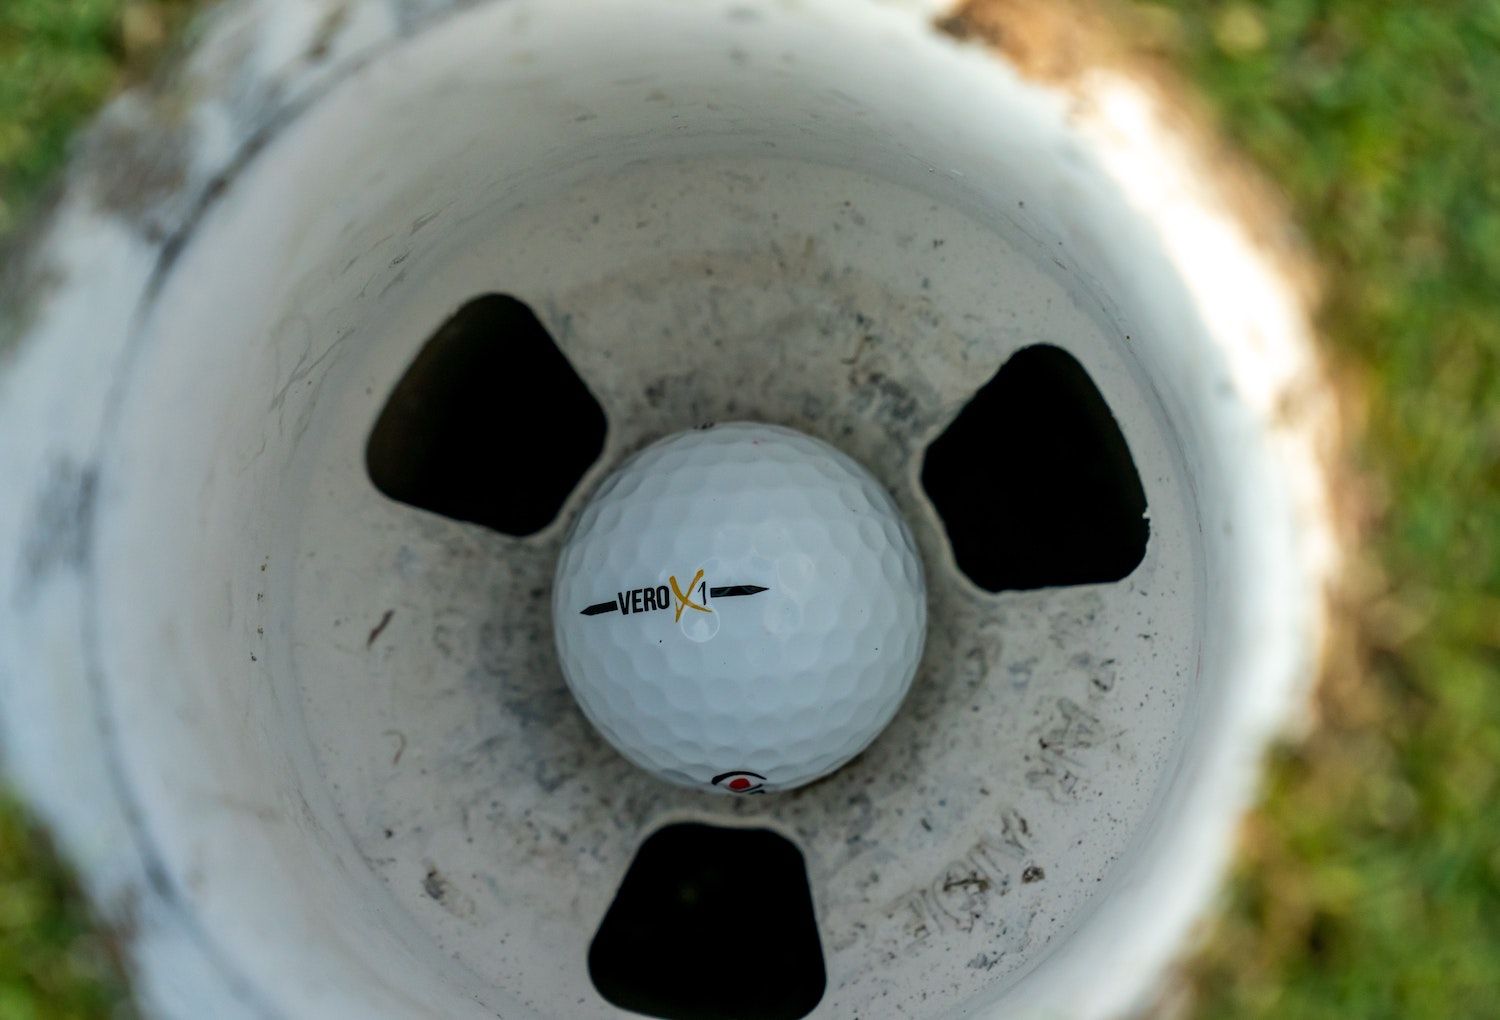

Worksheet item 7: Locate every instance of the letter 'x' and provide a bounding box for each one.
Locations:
[669,569,711,622]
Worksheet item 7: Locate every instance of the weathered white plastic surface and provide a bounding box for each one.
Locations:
[0,0,1335,1017]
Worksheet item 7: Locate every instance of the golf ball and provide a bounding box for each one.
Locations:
[552,422,926,794]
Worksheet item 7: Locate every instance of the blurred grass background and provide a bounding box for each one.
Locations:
[1155,3,1500,1017]
[0,0,1496,1017]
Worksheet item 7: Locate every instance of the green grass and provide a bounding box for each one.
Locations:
[0,0,193,234]
[1,1,1497,1017]
[1152,2,1500,1017]
[0,0,120,236]
[0,801,127,1020]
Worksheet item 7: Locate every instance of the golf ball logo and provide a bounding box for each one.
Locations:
[576,567,768,633]
[711,771,768,794]
[669,569,709,621]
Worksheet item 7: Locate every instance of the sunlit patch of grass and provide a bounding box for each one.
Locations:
[0,0,194,235]
[1148,2,1500,1017]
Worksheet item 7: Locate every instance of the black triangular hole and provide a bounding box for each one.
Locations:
[589,824,826,1020]
[366,294,606,536]
[921,344,1148,591]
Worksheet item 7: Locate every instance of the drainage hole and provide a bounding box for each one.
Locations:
[589,823,826,1020]
[366,294,606,536]
[921,343,1148,592]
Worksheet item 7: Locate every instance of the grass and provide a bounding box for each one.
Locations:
[0,0,192,235]
[1,7,197,1017]
[1147,3,1500,1017]
[0,0,119,236]
[0,802,126,1020]
[1,0,1496,1016]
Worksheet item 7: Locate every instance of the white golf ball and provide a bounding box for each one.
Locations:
[552,422,926,794]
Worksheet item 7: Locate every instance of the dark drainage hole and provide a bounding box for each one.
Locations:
[590,824,826,1020]
[922,343,1148,592]
[366,294,606,536]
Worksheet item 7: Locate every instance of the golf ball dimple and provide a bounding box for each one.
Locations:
[552,422,927,794]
